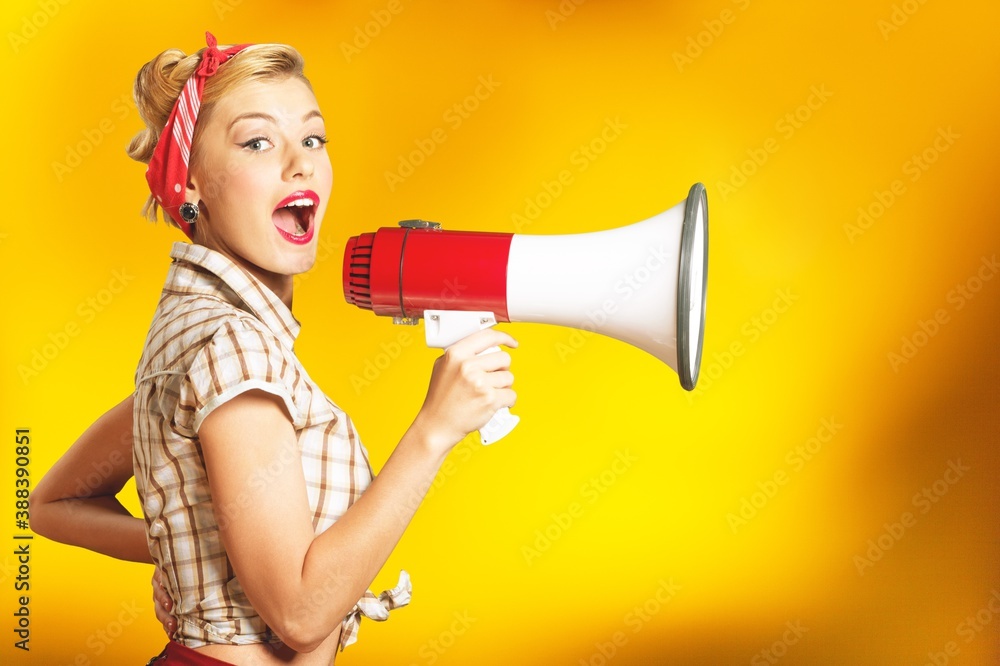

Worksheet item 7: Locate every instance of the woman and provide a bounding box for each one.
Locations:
[31,33,516,665]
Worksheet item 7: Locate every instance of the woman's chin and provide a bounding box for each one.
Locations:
[274,246,318,277]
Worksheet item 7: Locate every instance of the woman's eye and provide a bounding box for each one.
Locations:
[303,135,328,149]
[242,137,274,151]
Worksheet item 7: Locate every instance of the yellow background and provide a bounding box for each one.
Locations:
[3,0,999,664]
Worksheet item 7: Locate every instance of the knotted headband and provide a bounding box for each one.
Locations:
[145,32,252,239]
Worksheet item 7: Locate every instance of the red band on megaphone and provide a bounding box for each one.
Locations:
[344,227,513,321]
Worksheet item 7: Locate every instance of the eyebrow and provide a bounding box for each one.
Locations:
[227,109,324,131]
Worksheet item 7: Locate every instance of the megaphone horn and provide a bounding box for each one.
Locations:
[344,181,708,394]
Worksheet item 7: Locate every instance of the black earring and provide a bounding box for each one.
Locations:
[179,202,200,223]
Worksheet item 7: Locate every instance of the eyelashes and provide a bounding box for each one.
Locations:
[303,135,328,149]
[238,135,329,153]
[240,136,273,151]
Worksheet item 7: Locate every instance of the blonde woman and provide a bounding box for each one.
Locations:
[32,33,517,665]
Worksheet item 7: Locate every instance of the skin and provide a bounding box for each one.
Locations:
[31,75,516,665]
[187,76,332,306]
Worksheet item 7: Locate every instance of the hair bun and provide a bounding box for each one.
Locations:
[127,49,199,165]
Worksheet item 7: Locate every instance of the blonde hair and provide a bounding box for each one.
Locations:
[128,42,310,227]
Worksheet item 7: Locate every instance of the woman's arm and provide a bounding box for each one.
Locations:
[199,328,517,653]
[31,395,152,564]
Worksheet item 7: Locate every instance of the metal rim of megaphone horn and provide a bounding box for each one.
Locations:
[676,182,708,391]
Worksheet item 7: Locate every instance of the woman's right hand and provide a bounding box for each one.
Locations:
[413,327,518,455]
[151,568,176,638]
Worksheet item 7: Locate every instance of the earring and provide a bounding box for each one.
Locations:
[179,202,200,223]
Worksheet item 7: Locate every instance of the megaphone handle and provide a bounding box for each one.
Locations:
[477,345,520,445]
[423,310,519,445]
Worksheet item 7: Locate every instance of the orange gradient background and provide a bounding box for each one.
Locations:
[2,1,998,664]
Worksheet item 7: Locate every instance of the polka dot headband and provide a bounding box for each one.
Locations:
[145,32,252,239]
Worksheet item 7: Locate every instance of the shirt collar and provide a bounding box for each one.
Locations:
[168,241,301,350]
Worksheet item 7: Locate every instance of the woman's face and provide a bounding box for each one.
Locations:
[186,76,333,296]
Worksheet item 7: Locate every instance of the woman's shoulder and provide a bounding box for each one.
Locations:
[140,304,310,433]
[136,292,298,404]
[144,289,282,360]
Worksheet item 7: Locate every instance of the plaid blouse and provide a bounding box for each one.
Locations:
[132,242,410,651]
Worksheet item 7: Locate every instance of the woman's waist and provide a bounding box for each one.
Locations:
[189,626,342,665]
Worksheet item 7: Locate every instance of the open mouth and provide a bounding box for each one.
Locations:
[272,190,318,244]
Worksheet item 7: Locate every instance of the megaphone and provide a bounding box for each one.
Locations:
[343,182,708,443]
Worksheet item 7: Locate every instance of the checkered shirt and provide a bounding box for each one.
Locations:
[133,242,410,651]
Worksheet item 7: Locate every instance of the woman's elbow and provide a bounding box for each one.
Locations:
[272,620,327,654]
[28,492,54,539]
[270,600,352,654]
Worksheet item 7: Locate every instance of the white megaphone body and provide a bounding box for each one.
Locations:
[343,182,708,444]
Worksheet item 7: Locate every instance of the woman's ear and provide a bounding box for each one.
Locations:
[185,172,212,225]
[185,176,202,208]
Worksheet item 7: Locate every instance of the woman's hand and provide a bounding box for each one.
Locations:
[151,568,176,638]
[412,327,518,455]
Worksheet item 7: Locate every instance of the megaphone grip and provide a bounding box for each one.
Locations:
[423,310,519,445]
[480,406,519,446]
[476,343,519,445]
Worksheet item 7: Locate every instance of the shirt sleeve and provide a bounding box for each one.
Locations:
[176,315,306,435]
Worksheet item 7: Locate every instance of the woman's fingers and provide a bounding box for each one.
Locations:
[487,370,515,390]
[495,387,517,410]
[151,569,176,637]
[417,327,519,450]
[475,350,512,373]
[446,328,517,357]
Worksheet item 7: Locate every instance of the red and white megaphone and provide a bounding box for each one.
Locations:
[343,182,708,444]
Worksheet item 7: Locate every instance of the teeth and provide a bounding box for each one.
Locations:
[278,196,312,236]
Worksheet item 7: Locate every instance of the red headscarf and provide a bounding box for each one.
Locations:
[145,32,252,238]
